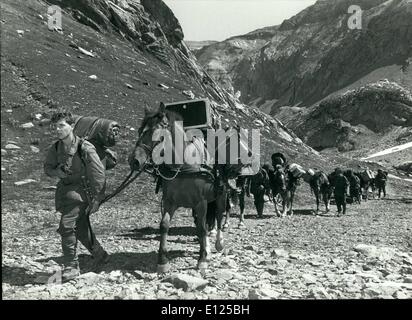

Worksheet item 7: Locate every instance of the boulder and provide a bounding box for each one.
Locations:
[5,144,20,150]
[142,32,157,44]
[14,179,36,186]
[21,122,34,129]
[30,146,40,153]
[248,288,282,299]
[163,274,208,292]
[271,248,289,258]
[353,244,396,261]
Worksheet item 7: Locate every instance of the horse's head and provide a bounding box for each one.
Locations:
[129,103,169,171]
[129,103,186,171]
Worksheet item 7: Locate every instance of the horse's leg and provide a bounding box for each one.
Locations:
[238,191,246,228]
[315,189,320,214]
[273,193,280,217]
[196,200,209,270]
[206,201,217,236]
[289,191,294,216]
[192,209,197,225]
[323,189,330,212]
[223,196,230,231]
[281,193,287,218]
[157,200,176,273]
[215,194,226,252]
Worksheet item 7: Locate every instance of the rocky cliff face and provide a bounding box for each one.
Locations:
[276,80,412,153]
[195,0,412,112]
[48,0,239,107]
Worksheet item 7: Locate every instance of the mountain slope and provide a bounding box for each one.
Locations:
[1,0,335,202]
[195,0,412,112]
[276,81,412,160]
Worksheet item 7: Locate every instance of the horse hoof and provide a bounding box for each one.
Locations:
[197,261,208,270]
[238,222,246,229]
[157,264,171,274]
[215,241,224,252]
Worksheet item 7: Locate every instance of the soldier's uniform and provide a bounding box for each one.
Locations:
[248,168,270,217]
[333,172,349,215]
[44,135,108,279]
[226,176,248,212]
[375,169,387,198]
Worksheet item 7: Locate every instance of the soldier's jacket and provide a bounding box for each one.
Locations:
[375,171,387,186]
[248,168,270,195]
[44,136,106,210]
[334,174,349,195]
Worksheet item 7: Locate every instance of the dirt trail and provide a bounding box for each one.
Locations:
[2,178,411,300]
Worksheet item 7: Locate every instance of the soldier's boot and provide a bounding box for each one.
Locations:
[62,261,80,282]
[61,234,80,282]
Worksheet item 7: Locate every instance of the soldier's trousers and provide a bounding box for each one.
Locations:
[252,190,265,217]
[334,194,346,214]
[377,184,386,198]
[57,203,101,266]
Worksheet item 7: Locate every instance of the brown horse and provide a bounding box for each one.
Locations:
[305,170,332,213]
[268,167,299,217]
[129,104,228,272]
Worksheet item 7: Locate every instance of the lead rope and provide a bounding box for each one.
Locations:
[100,166,145,205]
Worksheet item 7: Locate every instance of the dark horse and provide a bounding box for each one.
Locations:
[268,166,299,217]
[305,170,332,213]
[129,104,228,272]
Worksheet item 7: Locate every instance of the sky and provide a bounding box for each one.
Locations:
[163,0,317,41]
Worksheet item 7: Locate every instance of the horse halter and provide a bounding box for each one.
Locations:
[134,114,181,179]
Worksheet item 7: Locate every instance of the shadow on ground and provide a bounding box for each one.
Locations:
[2,266,39,286]
[120,226,197,240]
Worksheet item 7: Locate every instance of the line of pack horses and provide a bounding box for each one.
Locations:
[222,156,388,230]
[128,104,388,272]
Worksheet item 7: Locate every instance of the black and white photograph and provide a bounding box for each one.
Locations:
[1,0,412,304]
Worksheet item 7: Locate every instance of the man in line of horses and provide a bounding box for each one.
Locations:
[44,111,109,282]
[246,164,271,218]
[332,168,349,216]
[224,175,248,229]
[376,169,388,198]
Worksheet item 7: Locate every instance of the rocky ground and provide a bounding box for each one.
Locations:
[2,169,412,300]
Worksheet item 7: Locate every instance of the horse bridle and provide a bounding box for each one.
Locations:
[134,120,182,180]
[99,116,177,205]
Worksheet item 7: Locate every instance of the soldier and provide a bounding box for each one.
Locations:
[375,169,388,198]
[247,164,271,218]
[333,168,349,216]
[347,170,361,204]
[44,111,109,282]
